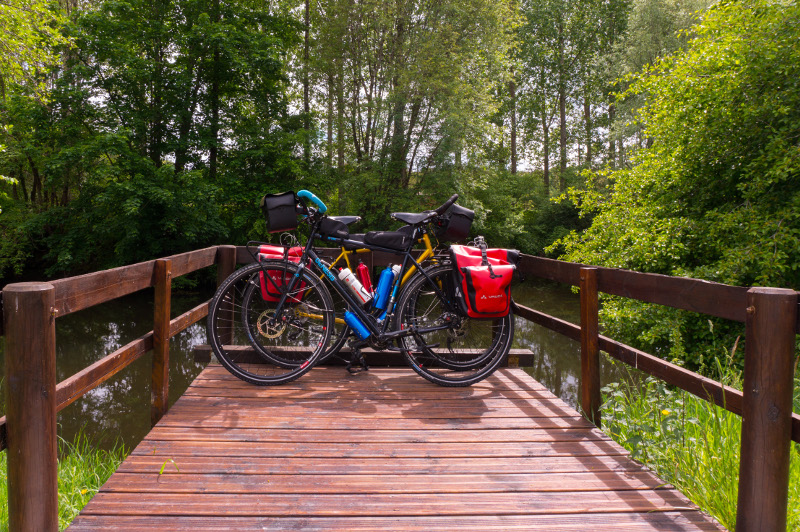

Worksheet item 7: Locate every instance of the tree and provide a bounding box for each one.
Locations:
[0,0,303,277]
[556,0,800,368]
[308,0,516,225]
[518,0,614,192]
[0,0,70,99]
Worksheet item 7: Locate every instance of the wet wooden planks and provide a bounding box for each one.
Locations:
[68,367,725,531]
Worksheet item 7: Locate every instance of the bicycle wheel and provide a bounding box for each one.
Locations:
[207,261,333,385]
[394,263,513,386]
[241,259,350,362]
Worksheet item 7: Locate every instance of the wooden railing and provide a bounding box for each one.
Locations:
[1,245,798,531]
[513,254,799,532]
[0,245,238,531]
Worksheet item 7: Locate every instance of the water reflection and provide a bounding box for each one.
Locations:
[0,290,210,450]
[0,279,631,451]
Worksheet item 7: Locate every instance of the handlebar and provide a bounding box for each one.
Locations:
[434,194,459,215]
[297,190,327,214]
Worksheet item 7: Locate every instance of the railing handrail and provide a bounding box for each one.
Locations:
[2,245,797,531]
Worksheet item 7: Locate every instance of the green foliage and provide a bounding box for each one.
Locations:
[602,360,800,531]
[0,0,303,278]
[0,0,71,99]
[556,0,800,367]
[0,431,127,530]
[463,167,591,254]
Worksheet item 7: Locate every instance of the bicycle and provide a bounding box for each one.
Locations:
[250,208,448,362]
[207,190,514,386]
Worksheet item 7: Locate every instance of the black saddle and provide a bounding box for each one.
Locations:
[329,215,361,225]
[391,211,436,225]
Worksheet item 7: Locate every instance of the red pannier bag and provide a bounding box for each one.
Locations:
[258,245,305,302]
[449,244,519,318]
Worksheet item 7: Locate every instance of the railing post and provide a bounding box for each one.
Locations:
[736,287,797,532]
[580,267,601,427]
[151,259,172,426]
[216,245,237,346]
[3,283,58,532]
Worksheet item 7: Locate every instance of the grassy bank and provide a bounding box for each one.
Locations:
[601,360,800,530]
[0,432,127,530]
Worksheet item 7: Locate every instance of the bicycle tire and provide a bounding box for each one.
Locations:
[394,263,513,386]
[207,261,333,385]
[241,259,350,363]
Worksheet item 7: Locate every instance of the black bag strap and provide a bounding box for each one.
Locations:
[473,236,501,279]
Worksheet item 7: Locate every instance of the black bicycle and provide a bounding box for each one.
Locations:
[206,190,514,386]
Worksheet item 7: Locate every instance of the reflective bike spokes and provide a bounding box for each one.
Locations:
[207,262,333,385]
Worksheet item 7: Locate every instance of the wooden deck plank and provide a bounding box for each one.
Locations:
[69,512,725,531]
[132,440,630,459]
[79,490,698,516]
[101,471,672,493]
[142,426,611,443]
[68,367,724,531]
[115,455,652,475]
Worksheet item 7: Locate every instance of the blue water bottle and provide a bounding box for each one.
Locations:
[372,266,396,311]
[344,311,371,340]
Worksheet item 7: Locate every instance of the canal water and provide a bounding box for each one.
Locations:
[0,279,631,451]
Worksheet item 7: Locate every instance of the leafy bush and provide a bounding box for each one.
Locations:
[602,359,800,530]
[557,0,800,369]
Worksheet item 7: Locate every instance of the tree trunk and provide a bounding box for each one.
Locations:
[542,121,550,195]
[19,165,28,203]
[27,155,41,205]
[336,71,345,170]
[150,41,165,168]
[608,101,616,169]
[388,94,406,184]
[327,74,334,169]
[584,96,592,168]
[559,87,567,191]
[351,78,363,164]
[302,0,310,165]
[209,0,221,179]
[558,21,567,192]
[510,80,517,174]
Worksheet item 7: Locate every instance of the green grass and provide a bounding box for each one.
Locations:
[601,359,800,531]
[0,431,127,531]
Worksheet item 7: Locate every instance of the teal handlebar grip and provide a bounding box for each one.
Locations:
[297,190,327,213]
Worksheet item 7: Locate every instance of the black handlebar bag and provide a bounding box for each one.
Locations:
[449,245,517,319]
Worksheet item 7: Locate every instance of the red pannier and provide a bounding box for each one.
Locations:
[258,245,305,302]
[449,245,519,318]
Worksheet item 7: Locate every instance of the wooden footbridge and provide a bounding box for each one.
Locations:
[2,246,798,531]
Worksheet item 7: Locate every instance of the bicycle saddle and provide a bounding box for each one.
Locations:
[391,211,435,225]
[329,215,362,226]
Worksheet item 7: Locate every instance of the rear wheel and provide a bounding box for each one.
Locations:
[207,261,333,385]
[394,264,513,386]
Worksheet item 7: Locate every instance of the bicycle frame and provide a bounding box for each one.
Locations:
[262,219,455,342]
[323,232,438,286]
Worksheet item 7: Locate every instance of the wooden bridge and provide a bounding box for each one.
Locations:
[67,366,723,531]
[2,245,798,531]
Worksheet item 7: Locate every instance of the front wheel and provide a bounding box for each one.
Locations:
[241,259,350,363]
[394,264,513,386]
[207,261,333,385]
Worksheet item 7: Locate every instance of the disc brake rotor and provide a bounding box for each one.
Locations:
[256,310,286,339]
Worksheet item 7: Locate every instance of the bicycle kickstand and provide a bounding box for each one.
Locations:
[346,345,369,375]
